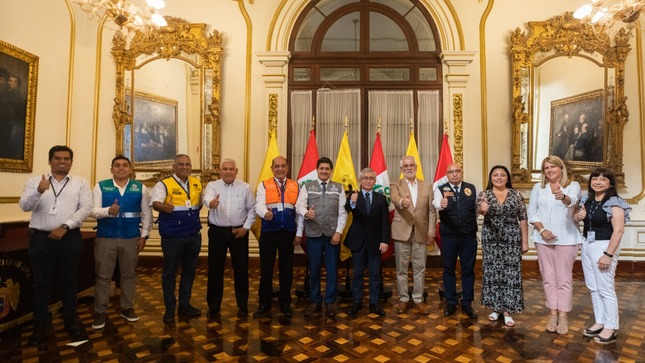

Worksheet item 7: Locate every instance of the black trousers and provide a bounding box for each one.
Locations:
[206,225,249,311]
[257,229,295,309]
[441,233,477,305]
[28,228,83,326]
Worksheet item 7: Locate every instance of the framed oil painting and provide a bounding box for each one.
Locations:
[0,40,38,172]
[550,89,604,164]
[124,91,178,170]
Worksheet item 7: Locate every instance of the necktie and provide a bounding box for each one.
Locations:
[321,181,327,195]
[454,185,459,194]
[279,180,286,192]
[365,192,371,213]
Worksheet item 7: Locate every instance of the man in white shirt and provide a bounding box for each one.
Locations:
[203,158,256,318]
[90,155,152,330]
[19,145,93,346]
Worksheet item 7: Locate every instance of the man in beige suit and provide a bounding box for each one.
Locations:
[390,155,436,315]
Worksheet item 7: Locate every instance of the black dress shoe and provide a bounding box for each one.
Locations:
[253,306,270,318]
[64,320,84,339]
[369,304,385,316]
[462,304,478,318]
[280,306,292,318]
[238,307,248,317]
[178,304,201,316]
[347,303,362,316]
[206,308,220,319]
[444,304,457,316]
[28,326,46,346]
[163,308,175,322]
[304,303,322,317]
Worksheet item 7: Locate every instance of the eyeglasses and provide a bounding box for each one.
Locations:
[401,164,416,169]
[446,169,462,174]
[361,176,376,181]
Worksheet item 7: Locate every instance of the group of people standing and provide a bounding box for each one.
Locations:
[19,145,629,348]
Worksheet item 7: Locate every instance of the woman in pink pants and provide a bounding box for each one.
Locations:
[528,156,584,335]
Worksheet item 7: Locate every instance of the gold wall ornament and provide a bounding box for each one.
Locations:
[453,93,464,167]
[268,93,278,139]
[510,12,631,187]
[112,16,223,184]
[0,40,39,173]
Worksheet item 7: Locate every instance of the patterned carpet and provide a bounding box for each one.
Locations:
[0,266,643,362]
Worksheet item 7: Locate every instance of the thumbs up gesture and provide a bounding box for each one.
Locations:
[574,204,587,222]
[350,190,358,203]
[305,204,316,220]
[108,199,120,216]
[209,194,220,209]
[441,194,448,209]
[37,174,50,194]
[478,197,489,215]
[401,194,412,208]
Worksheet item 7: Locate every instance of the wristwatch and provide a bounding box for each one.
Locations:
[61,224,70,230]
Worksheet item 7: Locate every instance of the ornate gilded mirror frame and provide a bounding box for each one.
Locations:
[111,16,222,184]
[510,12,631,188]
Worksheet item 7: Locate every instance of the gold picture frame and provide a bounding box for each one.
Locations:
[0,40,38,173]
[550,89,604,165]
[124,91,178,170]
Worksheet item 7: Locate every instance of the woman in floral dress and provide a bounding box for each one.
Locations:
[477,165,529,327]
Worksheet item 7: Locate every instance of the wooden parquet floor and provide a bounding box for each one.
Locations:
[1,267,644,362]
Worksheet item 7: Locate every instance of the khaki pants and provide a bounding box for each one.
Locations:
[94,237,139,313]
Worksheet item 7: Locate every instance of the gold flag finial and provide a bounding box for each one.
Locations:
[344,115,349,130]
[410,118,414,133]
[377,117,381,133]
[311,115,315,130]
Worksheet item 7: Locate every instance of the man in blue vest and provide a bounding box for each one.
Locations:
[152,154,203,322]
[432,163,478,318]
[91,155,152,330]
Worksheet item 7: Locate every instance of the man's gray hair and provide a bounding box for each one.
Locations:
[174,154,191,163]
[359,167,375,179]
[399,155,416,167]
[221,158,237,168]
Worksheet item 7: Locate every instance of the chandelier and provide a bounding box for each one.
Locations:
[72,0,167,33]
[573,0,644,30]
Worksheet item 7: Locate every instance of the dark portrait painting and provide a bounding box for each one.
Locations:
[0,41,38,172]
[126,91,178,169]
[550,90,604,164]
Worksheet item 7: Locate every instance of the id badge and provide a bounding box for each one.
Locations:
[277,204,284,212]
[587,231,596,242]
[48,203,58,215]
[185,200,192,208]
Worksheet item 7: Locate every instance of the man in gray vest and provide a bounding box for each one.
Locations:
[296,157,347,317]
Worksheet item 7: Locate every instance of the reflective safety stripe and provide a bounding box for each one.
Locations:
[120,212,142,218]
[266,203,295,209]
[171,206,201,211]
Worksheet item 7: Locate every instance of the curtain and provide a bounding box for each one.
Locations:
[290,90,313,171]
[418,90,441,180]
[316,89,361,168]
[368,91,414,182]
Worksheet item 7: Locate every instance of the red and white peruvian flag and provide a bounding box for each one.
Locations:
[297,129,320,187]
[370,132,395,262]
[296,129,320,254]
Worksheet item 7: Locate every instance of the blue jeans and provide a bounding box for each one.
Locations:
[161,234,201,308]
[29,228,83,326]
[351,243,382,305]
[307,235,339,304]
[441,233,477,305]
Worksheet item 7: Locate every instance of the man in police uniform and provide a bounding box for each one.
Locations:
[152,154,203,322]
[296,157,347,317]
[432,163,478,318]
[254,156,303,318]
[91,155,152,329]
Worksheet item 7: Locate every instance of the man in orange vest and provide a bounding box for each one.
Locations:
[253,156,303,318]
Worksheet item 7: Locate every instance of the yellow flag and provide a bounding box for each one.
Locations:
[251,132,280,240]
[331,131,358,261]
[400,131,425,181]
